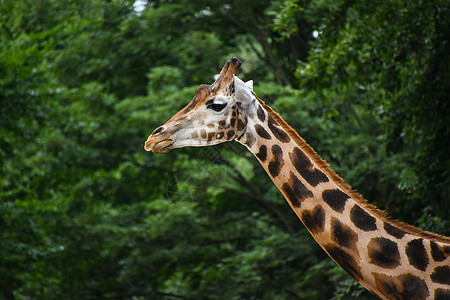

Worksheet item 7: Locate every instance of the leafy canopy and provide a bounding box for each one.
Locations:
[1,0,448,299]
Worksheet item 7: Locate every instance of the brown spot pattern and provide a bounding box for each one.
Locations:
[281,172,313,207]
[350,205,377,231]
[384,222,406,239]
[301,205,325,234]
[257,105,266,122]
[207,131,215,142]
[368,237,400,268]
[435,289,450,300]
[226,130,235,140]
[431,266,450,285]
[200,129,207,139]
[289,147,329,186]
[430,241,449,262]
[406,239,428,271]
[322,189,349,213]
[237,119,245,131]
[254,124,271,139]
[255,145,267,162]
[267,115,291,143]
[245,132,255,147]
[325,245,363,281]
[268,145,284,177]
[373,273,429,300]
[218,120,226,129]
[331,218,358,249]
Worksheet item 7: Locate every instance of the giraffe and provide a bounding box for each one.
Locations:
[144,57,450,300]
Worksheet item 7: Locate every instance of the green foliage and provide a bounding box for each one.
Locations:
[0,0,448,299]
[296,0,450,228]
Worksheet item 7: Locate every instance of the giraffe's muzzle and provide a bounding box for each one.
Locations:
[144,138,174,153]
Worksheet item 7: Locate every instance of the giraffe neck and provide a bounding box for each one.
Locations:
[236,96,450,300]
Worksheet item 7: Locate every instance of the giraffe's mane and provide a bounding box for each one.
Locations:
[255,96,450,244]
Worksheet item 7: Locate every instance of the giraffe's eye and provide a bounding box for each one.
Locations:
[207,103,227,112]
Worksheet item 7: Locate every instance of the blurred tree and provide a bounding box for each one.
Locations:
[294,0,450,228]
[0,0,448,299]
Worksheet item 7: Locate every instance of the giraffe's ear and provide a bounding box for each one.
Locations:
[245,80,253,91]
[234,75,253,109]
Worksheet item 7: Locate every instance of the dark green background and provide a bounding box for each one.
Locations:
[1,0,449,299]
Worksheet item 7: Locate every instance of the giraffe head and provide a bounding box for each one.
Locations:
[144,57,255,153]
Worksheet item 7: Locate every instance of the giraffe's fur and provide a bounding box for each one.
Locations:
[247,90,450,298]
[254,92,450,244]
[145,57,450,299]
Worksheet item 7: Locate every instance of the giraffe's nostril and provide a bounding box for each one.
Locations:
[152,126,164,135]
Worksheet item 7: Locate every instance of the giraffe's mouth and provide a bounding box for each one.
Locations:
[144,139,174,153]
